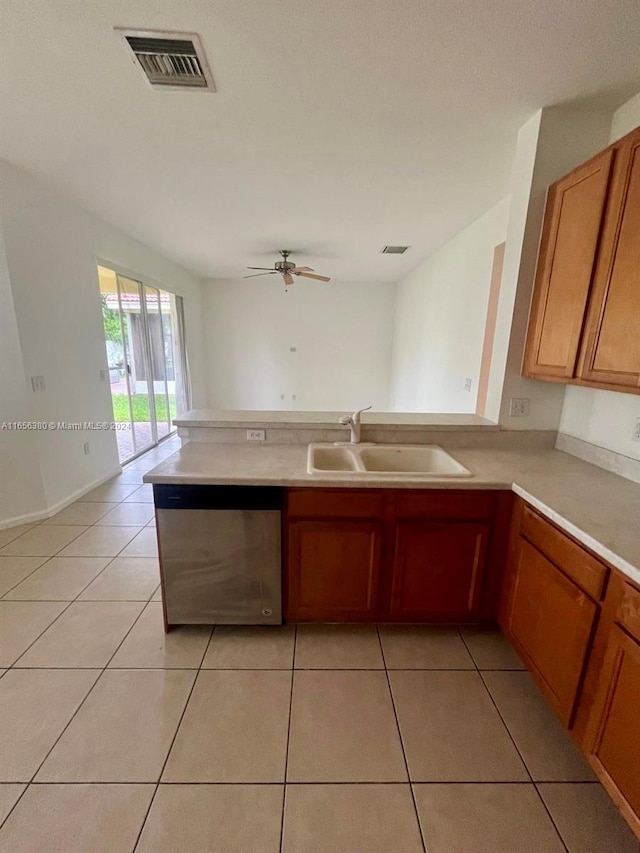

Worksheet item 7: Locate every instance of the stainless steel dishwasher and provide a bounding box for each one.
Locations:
[154,484,283,627]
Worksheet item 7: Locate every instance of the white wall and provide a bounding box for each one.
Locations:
[486,105,612,428]
[0,224,47,522]
[389,198,510,413]
[202,278,395,411]
[558,92,640,460]
[0,160,207,522]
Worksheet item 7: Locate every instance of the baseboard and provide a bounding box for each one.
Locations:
[556,433,640,484]
[0,465,123,530]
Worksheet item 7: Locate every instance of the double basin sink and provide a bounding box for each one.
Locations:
[307,443,472,478]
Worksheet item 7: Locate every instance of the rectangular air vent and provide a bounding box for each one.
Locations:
[381,246,410,254]
[116,29,215,91]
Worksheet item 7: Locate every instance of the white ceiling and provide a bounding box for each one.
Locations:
[1,0,639,282]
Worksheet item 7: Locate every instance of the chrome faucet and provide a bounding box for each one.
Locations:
[339,406,372,444]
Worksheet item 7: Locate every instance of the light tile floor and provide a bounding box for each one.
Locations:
[0,436,638,852]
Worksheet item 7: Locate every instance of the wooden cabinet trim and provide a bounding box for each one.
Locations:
[617,582,640,641]
[520,504,608,599]
[394,489,497,520]
[287,488,385,520]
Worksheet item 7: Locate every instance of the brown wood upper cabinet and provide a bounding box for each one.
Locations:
[524,125,640,393]
[577,128,640,389]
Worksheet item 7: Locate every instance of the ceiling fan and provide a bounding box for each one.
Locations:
[244,250,331,287]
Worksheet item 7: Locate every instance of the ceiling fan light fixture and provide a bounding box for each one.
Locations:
[244,250,331,284]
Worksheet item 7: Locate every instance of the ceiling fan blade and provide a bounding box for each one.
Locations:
[292,266,314,272]
[283,272,294,286]
[243,272,277,278]
[295,271,331,282]
[246,266,276,271]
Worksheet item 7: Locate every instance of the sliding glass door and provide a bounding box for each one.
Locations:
[98,265,186,464]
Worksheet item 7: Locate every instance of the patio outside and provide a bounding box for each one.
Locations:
[100,268,179,463]
[109,373,177,461]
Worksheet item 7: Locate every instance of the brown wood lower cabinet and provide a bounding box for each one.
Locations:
[287,519,382,621]
[285,488,506,622]
[284,486,640,838]
[390,521,490,620]
[502,536,599,726]
[501,497,640,840]
[582,581,640,836]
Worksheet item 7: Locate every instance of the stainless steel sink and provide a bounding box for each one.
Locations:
[307,443,472,477]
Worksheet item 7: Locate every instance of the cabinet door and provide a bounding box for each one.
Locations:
[585,625,640,831]
[286,520,382,621]
[389,521,489,621]
[523,148,614,380]
[578,127,640,391]
[505,538,598,726]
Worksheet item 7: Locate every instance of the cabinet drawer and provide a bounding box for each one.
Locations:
[521,505,608,599]
[395,490,496,520]
[617,582,640,641]
[287,489,384,519]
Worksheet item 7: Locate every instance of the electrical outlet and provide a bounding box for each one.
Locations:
[31,375,46,393]
[633,417,640,442]
[509,397,530,417]
[83,442,90,455]
[289,347,297,352]
[246,429,266,442]
[464,378,472,392]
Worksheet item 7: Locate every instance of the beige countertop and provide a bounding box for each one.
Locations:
[143,442,640,585]
[174,409,499,431]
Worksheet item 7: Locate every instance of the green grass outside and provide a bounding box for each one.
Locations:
[112,393,176,423]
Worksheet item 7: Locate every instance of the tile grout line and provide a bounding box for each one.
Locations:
[7,523,153,669]
[16,496,163,782]
[130,614,215,851]
[278,624,297,853]
[0,556,56,599]
[376,624,428,853]
[456,629,571,853]
[0,442,175,831]
[5,779,580,787]
[22,603,153,786]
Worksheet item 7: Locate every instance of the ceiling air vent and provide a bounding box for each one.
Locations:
[381,246,410,254]
[116,29,215,91]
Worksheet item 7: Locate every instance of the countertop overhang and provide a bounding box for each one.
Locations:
[143,442,640,586]
[173,409,499,431]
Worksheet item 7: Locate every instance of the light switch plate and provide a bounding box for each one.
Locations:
[633,417,640,442]
[31,375,46,393]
